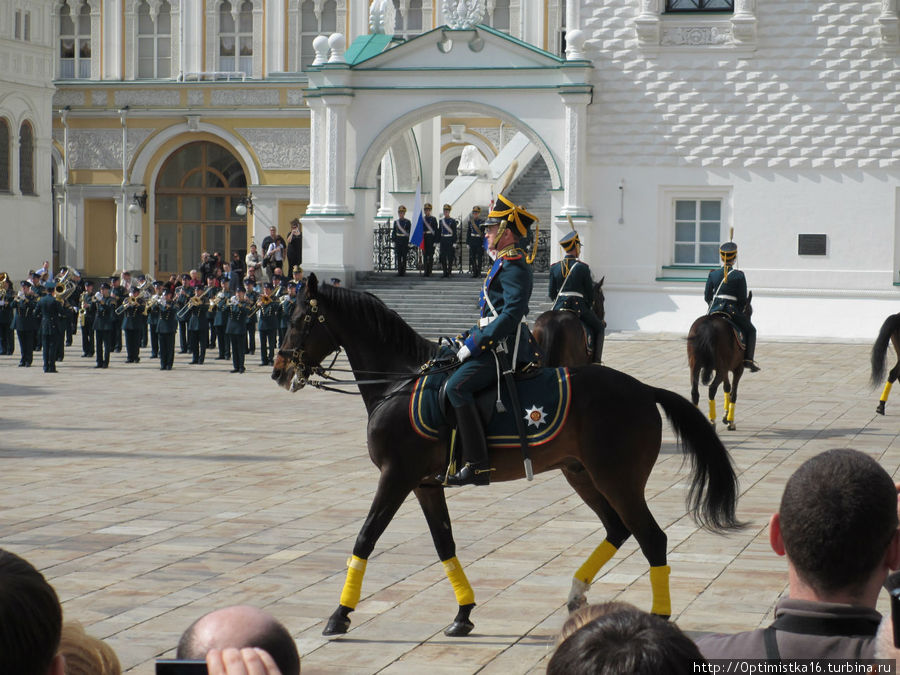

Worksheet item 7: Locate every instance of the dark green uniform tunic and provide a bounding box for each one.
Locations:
[704,265,757,362]
[548,255,605,361]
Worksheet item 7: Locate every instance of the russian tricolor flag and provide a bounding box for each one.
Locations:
[409,183,425,250]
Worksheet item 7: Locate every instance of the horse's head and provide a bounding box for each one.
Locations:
[272,273,340,392]
[593,277,605,323]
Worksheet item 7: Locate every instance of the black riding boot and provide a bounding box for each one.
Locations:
[592,328,605,365]
[743,329,760,372]
[441,403,491,487]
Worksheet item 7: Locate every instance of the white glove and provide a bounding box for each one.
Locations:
[456,345,471,362]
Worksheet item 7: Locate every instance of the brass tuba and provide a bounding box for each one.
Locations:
[53,268,77,303]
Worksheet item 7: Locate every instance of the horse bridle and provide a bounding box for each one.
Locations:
[277,296,429,394]
[278,297,342,391]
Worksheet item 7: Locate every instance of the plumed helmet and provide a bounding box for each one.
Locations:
[559,231,581,252]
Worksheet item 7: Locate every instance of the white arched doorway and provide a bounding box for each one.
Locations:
[300,24,592,284]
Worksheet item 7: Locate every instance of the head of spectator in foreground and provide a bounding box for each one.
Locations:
[59,621,121,675]
[176,605,299,675]
[547,602,704,675]
[0,548,65,675]
[557,601,635,645]
[772,448,900,605]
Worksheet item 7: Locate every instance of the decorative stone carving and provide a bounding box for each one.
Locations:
[566,29,586,60]
[312,35,330,66]
[210,89,280,105]
[66,128,153,169]
[443,0,485,29]
[458,145,490,177]
[236,128,311,170]
[369,0,395,35]
[53,90,86,107]
[287,89,306,105]
[328,33,346,63]
[661,26,731,47]
[187,90,204,106]
[114,89,180,107]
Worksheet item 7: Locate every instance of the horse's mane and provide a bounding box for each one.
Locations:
[316,283,438,364]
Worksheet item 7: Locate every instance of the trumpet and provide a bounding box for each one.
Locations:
[176,289,213,321]
[249,295,274,317]
[0,272,8,289]
[115,295,142,315]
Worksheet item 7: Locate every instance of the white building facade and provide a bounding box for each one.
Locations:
[2,0,898,339]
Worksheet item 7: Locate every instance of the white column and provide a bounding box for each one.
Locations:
[880,0,899,45]
[307,97,325,211]
[321,95,351,214]
[377,155,393,217]
[560,91,590,216]
[635,0,660,47]
[10,135,20,195]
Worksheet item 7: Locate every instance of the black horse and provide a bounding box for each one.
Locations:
[272,274,743,637]
[871,313,900,415]
[533,278,606,367]
[687,293,753,431]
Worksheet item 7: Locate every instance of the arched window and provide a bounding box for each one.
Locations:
[19,121,35,196]
[156,142,248,277]
[59,0,91,79]
[219,0,253,75]
[487,0,510,33]
[137,0,172,79]
[393,0,423,40]
[0,119,9,192]
[443,155,460,189]
[299,0,337,70]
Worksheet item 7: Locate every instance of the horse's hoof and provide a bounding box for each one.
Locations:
[566,596,587,613]
[444,602,475,637]
[444,619,474,637]
[728,422,736,431]
[652,613,671,621]
[722,414,729,425]
[322,605,352,636]
[876,402,886,415]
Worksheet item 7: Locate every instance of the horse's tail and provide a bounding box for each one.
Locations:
[653,387,746,533]
[688,320,717,386]
[871,313,900,386]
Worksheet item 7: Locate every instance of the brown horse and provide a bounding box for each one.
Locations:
[272,274,743,638]
[533,278,606,367]
[871,313,900,415]
[687,293,753,431]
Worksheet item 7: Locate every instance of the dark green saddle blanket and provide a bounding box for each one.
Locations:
[409,367,573,448]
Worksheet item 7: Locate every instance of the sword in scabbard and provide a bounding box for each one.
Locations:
[495,342,534,481]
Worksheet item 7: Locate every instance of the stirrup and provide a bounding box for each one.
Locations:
[440,462,492,487]
[744,359,760,372]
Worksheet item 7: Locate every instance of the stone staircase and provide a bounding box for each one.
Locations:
[504,156,552,226]
[354,270,553,340]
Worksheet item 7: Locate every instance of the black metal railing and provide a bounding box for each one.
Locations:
[372,219,550,273]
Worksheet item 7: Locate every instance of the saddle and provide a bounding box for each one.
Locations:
[410,365,572,449]
[709,312,746,351]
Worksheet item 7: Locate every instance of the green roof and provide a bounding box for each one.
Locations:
[344,34,394,65]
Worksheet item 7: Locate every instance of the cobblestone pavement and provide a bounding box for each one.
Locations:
[2,333,898,673]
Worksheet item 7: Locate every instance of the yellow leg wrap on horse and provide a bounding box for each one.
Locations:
[708,399,716,422]
[724,392,731,409]
[649,565,672,616]
[442,556,475,606]
[881,381,893,403]
[339,555,367,609]
[574,540,619,585]
[727,400,736,423]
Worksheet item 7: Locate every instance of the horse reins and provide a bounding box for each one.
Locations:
[277,296,456,394]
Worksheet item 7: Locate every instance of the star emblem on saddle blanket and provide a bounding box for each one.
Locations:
[524,405,547,429]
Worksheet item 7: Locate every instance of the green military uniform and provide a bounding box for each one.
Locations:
[79,285,96,357]
[548,231,605,364]
[442,193,541,487]
[226,291,253,373]
[466,207,485,278]
[93,286,117,368]
[0,282,14,355]
[156,292,178,370]
[37,281,64,372]
[213,290,231,359]
[704,241,759,371]
[13,283,39,366]
[438,205,458,278]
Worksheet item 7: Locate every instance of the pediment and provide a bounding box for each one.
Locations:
[349,25,568,71]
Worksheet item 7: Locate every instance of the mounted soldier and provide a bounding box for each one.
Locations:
[439,188,542,487]
[704,240,760,372]
[548,230,605,364]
